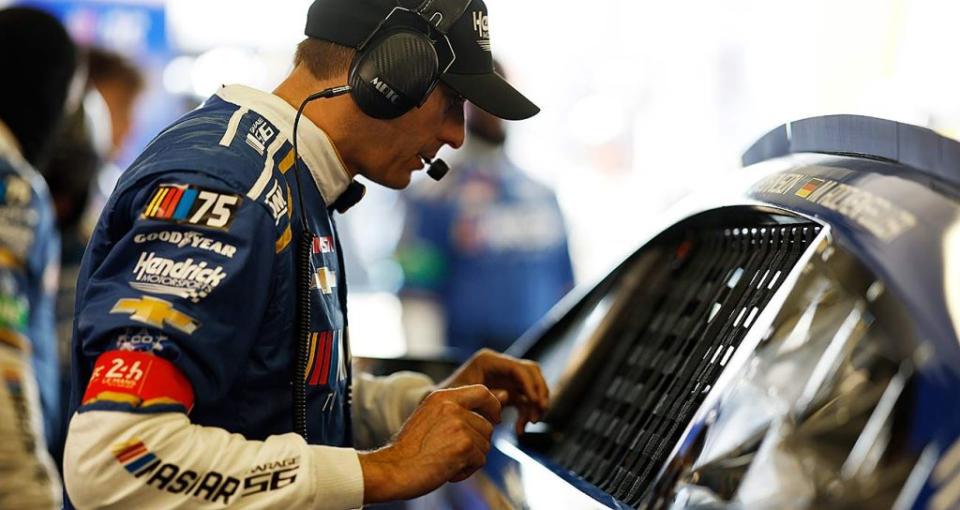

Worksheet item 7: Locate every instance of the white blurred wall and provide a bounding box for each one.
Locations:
[484,0,959,284]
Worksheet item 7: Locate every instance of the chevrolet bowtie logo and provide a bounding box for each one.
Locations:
[110,296,200,335]
[313,267,337,295]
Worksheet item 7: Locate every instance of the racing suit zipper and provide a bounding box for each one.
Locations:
[293,229,313,439]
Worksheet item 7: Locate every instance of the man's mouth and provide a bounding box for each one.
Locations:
[416,153,436,170]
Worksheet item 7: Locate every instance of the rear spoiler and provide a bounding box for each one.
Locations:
[742,114,960,188]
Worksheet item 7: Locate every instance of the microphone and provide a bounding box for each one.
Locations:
[424,156,450,181]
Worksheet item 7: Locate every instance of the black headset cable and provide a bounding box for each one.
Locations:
[289,85,352,439]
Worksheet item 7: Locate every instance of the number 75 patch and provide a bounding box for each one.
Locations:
[142,184,242,230]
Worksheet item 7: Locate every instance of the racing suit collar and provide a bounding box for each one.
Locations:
[215,84,353,206]
[0,118,24,164]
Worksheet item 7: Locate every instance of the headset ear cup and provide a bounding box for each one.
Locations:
[349,29,440,120]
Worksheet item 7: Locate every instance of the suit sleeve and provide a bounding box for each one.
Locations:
[351,371,433,449]
[72,171,274,403]
[64,171,364,509]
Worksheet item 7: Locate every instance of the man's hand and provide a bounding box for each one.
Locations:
[439,349,549,436]
[358,384,502,503]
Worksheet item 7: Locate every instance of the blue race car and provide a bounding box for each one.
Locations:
[436,114,960,510]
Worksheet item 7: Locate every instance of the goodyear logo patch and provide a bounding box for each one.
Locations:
[143,184,241,230]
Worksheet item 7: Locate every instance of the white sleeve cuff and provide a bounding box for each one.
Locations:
[352,371,434,449]
[308,445,363,510]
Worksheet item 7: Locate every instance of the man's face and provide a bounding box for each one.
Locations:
[356,83,465,189]
[97,78,140,160]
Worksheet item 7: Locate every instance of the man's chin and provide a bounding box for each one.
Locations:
[367,173,413,190]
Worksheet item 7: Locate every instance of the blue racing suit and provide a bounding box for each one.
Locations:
[0,120,62,508]
[63,85,432,509]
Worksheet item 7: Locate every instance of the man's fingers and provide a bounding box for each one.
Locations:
[529,363,549,410]
[515,407,529,436]
[460,409,494,440]
[460,415,492,454]
[445,384,502,424]
[450,445,485,483]
[488,356,549,413]
[522,361,549,411]
[449,426,489,482]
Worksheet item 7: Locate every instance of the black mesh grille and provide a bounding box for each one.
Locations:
[548,223,819,507]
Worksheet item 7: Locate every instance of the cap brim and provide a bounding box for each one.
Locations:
[441,72,540,121]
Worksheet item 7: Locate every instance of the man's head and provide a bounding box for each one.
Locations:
[87,47,145,159]
[0,7,77,167]
[284,0,536,189]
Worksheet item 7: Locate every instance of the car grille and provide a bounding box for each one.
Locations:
[549,223,820,507]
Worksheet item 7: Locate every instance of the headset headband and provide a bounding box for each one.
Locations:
[348,0,472,118]
[417,0,471,34]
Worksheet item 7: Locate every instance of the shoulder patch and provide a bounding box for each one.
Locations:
[110,295,200,335]
[245,116,280,156]
[142,184,242,231]
[263,179,289,226]
[0,174,38,260]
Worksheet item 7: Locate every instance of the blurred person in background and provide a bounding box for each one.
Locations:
[396,63,574,358]
[63,1,548,508]
[38,46,144,467]
[0,6,77,508]
[86,48,146,165]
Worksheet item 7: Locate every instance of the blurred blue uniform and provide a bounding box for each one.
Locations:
[67,85,353,446]
[0,129,61,447]
[398,140,574,354]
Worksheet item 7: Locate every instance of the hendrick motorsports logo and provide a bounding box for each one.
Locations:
[134,231,237,258]
[130,252,227,302]
[472,11,491,51]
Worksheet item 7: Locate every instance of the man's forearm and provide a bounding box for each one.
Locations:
[64,410,364,509]
[352,371,433,449]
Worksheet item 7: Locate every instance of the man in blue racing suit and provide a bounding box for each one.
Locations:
[63,0,549,508]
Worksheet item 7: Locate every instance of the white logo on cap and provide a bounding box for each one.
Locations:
[472,11,491,52]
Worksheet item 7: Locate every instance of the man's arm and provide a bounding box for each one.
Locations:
[63,170,506,508]
[65,369,502,508]
[352,370,433,449]
[65,407,364,508]
[62,170,370,508]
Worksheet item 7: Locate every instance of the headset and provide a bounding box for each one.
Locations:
[349,0,471,120]
[290,0,471,437]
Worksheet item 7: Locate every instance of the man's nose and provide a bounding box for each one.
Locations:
[441,108,465,149]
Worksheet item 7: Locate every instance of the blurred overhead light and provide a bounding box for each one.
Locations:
[162,55,196,96]
[167,0,312,52]
[566,94,627,147]
[191,48,267,98]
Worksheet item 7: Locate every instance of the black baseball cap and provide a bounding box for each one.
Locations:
[305,0,539,120]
